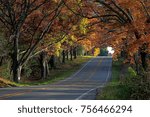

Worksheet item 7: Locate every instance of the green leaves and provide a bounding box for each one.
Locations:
[128,67,137,78]
[79,18,89,35]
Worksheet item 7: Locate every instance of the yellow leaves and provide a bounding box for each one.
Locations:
[53,42,61,56]
[55,42,61,49]
[81,18,89,24]
[76,0,82,4]
[94,48,100,56]
[80,18,89,35]
[70,35,77,41]
[72,25,77,31]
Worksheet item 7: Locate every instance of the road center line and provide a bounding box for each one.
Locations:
[85,58,104,81]
[0,90,32,100]
[56,57,95,84]
[75,57,112,100]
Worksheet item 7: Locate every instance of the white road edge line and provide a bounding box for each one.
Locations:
[75,85,104,100]
[106,59,112,82]
[68,58,94,79]
[0,57,96,90]
[75,57,112,100]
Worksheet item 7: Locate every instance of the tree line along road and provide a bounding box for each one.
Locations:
[0,56,112,100]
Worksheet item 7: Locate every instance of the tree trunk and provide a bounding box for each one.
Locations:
[62,50,65,63]
[134,53,140,74]
[70,48,73,61]
[42,61,46,79]
[12,33,19,82]
[66,50,69,60]
[134,30,148,71]
[0,57,3,66]
[49,55,55,69]
[39,52,47,79]
[12,65,22,83]
[121,50,127,59]
[12,65,18,82]
[46,63,49,75]
[73,47,77,59]
[140,52,147,71]
[17,66,22,81]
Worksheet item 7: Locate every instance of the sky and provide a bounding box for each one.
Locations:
[107,47,114,54]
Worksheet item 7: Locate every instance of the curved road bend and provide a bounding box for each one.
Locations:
[0,56,112,100]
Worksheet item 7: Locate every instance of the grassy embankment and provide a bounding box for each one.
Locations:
[96,59,127,100]
[96,59,150,100]
[0,56,93,87]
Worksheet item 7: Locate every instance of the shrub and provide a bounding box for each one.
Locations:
[23,65,32,78]
[124,73,150,100]
[128,67,137,78]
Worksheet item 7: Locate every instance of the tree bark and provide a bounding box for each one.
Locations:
[66,50,69,60]
[49,55,55,69]
[12,33,19,82]
[134,30,148,71]
[62,50,65,63]
[12,65,22,83]
[12,65,18,82]
[73,47,77,59]
[134,53,140,74]
[39,52,48,79]
[140,52,147,71]
[17,66,22,81]
[70,48,73,61]
[0,57,3,66]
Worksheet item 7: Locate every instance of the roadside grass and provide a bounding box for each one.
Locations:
[18,56,93,86]
[0,64,11,80]
[96,59,129,100]
[96,59,150,100]
[0,56,93,87]
[0,77,17,88]
[0,63,16,88]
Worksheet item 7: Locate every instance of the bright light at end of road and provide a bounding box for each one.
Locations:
[107,47,114,54]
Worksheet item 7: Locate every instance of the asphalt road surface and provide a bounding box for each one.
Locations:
[0,56,112,100]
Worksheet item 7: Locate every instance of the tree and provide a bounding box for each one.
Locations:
[0,0,63,82]
[87,0,150,71]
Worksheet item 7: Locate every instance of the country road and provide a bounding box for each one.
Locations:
[0,56,112,100]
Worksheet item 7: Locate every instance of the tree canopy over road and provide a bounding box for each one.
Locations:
[0,0,149,84]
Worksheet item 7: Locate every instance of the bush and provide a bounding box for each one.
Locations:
[97,60,150,100]
[127,67,137,78]
[23,65,32,78]
[123,73,150,100]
